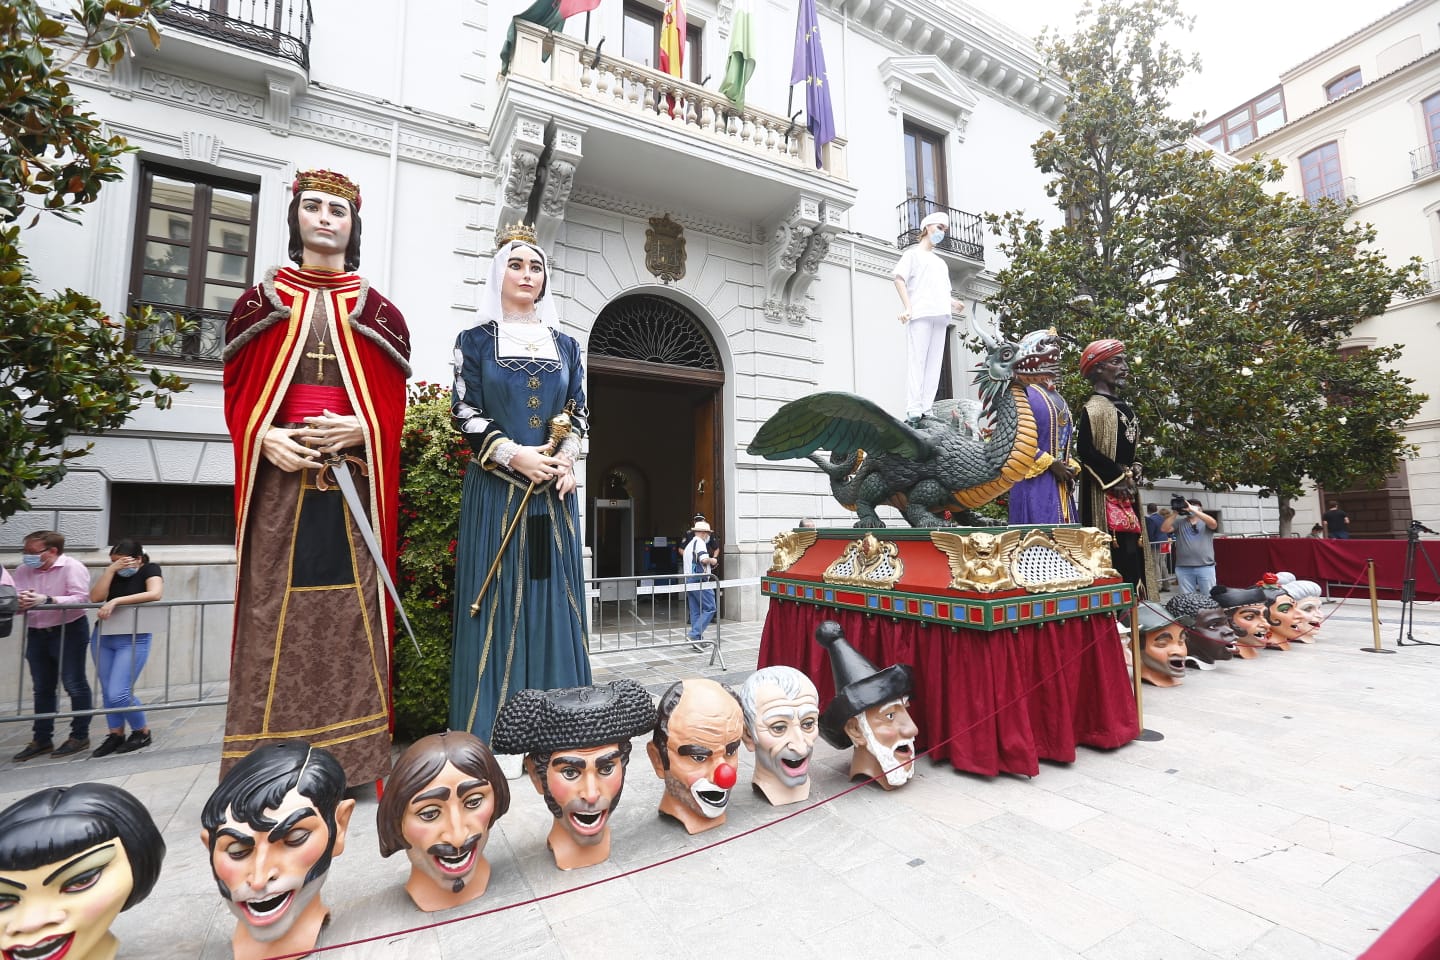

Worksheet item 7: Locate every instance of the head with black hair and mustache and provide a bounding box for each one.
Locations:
[200,742,354,960]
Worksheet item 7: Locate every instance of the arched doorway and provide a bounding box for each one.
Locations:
[586,293,724,579]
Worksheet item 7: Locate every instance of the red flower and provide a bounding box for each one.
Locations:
[1259,572,1279,586]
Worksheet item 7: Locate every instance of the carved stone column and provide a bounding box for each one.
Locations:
[493,112,548,239]
[535,122,584,251]
[765,196,847,323]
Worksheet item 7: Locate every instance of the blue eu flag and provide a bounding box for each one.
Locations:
[790,0,836,168]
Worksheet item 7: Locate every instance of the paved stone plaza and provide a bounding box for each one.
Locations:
[2,600,1438,959]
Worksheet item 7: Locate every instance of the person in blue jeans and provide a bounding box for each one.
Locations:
[12,530,94,760]
[88,538,163,757]
[682,520,718,646]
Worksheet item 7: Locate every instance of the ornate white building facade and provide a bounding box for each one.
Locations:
[5,0,1074,620]
[1211,0,1440,536]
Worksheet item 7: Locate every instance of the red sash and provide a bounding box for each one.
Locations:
[275,384,354,423]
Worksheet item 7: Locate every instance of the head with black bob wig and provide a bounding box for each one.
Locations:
[0,782,166,911]
[200,741,346,897]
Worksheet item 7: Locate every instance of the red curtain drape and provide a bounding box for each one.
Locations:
[759,601,1139,777]
[1213,538,1440,601]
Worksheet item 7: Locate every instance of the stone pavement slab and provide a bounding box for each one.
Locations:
[1,603,1437,958]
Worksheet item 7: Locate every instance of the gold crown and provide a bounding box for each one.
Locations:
[495,220,539,250]
[292,169,361,210]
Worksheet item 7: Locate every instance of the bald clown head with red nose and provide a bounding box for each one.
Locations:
[648,678,743,834]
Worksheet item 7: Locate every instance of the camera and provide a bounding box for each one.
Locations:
[1170,495,1189,513]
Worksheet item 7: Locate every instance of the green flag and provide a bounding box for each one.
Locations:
[500,0,564,76]
[718,0,756,109]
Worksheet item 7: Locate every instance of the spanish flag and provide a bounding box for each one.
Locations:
[659,0,686,78]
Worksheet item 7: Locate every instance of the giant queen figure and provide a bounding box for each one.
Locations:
[221,169,409,787]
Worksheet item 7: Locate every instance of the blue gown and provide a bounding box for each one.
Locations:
[449,322,592,743]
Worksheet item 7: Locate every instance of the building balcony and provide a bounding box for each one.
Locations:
[895,197,984,263]
[496,21,854,232]
[1307,177,1357,205]
[1420,260,1440,297]
[1411,143,1440,181]
[156,0,312,71]
[129,302,227,369]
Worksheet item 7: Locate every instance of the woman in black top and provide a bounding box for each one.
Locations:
[88,538,163,756]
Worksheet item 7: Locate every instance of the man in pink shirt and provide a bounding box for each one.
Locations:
[12,530,94,760]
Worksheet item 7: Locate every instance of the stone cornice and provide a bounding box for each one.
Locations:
[818,0,1065,122]
[1247,50,1440,155]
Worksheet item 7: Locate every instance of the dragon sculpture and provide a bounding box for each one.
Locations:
[746,321,1060,528]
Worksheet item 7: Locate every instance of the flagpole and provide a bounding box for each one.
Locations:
[584,9,590,44]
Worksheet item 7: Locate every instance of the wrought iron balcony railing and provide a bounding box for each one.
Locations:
[157,0,313,72]
[1422,260,1440,296]
[1411,143,1440,180]
[1306,176,1357,205]
[129,302,228,367]
[895,197,984,261]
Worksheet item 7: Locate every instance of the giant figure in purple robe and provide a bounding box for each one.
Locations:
[1007,329,1078,525]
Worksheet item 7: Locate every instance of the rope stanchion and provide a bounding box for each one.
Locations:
[1130,595,1164,742]
[1362,558,1395,655]
[262,613,1129,959]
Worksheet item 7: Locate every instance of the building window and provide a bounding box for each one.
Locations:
[1198,86,1285,153]
[1299,141,1345,203]
[128,163,259,366]
[1325,69,1362,101]
[109,483,236,546]
[903,122,947,209]
[1421,92,1440,176]
[621,1,702,83]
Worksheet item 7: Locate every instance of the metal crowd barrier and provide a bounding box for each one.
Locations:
[586,572,727,670]
[1,597,235,726]
[4,578,739,731]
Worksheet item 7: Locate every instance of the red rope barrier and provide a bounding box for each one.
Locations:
[262,617,1120,959]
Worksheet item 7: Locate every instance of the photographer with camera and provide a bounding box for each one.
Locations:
[1161,498,1220,594]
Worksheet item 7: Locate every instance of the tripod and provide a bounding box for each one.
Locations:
[1396,520,1439,647]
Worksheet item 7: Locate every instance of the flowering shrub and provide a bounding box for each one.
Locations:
[393,382,468,739]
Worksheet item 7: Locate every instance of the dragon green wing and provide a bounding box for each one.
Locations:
[746,391,930,460]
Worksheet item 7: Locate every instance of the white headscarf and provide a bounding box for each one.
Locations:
[477,239,561,328]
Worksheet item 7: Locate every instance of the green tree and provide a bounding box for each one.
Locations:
[1,0,187,519]
[393,383,466,739]
[987,0,1426,533]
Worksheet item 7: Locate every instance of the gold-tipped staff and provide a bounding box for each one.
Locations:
[469,403,576,617]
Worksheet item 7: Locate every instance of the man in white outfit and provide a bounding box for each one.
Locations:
[893,211,967,427]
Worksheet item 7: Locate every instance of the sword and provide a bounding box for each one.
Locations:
[316,453,423,658]
[469,405,576,618]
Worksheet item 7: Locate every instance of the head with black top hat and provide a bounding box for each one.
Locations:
[1210,583,1269,659]
[1165,592,1236,666]
[377,730,510,910]
[493,680,656,869]
[1136,602,1188,686]
[816,621,919,789]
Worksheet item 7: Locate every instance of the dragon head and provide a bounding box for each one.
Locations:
[1013,328,1063,383]
[968,316,1027,414]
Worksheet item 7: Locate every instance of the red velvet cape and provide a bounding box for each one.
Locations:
[223,266,411,640]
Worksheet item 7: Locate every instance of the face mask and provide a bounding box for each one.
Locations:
[21,553,43,568]
[932,230,946,244]
[117,567,138,578]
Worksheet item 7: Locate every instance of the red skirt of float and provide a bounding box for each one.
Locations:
[758,527,1140,778]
